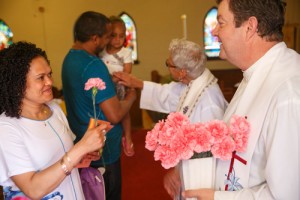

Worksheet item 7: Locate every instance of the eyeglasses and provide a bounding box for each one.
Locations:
[165,60,177,69]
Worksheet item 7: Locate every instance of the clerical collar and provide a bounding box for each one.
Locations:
[242,62,260,82]
[242,42,284,83]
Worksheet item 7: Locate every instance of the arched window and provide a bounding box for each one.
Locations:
[0,19,13,50]
[203,7,220,60]
[119,12,139,64]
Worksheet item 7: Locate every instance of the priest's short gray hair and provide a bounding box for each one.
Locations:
[169,39,206,79]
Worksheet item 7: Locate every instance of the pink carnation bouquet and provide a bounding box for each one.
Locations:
[145,112,250,169]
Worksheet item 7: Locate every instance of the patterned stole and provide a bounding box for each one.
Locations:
[176,68,217,117]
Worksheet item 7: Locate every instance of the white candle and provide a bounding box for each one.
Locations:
[181,14,187,39]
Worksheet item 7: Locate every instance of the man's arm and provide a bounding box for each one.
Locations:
[99,88,136,124]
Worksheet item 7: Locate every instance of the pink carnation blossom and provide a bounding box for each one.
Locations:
[173,126,195,160]
[84,78,106,91]
[211,136,235,160]
[154,145,180,169]
[145,120,164,151]
[230,115,250,152]
[205,120,230,143]
[181,124,198,150]
[165,112,190,128]
[145,129,159,151]
[193,123,214,153]
[157,125,177,146]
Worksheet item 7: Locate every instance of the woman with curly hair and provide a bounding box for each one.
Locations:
[0,41,107,199]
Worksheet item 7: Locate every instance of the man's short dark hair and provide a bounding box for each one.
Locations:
[216,0,286,42]
[73,11,111,42]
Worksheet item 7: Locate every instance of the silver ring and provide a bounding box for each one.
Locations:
[103,136,107,142]
[101,129,106,134]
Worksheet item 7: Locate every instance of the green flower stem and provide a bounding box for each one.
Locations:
[191,151,213,159]
[92,87,102,155]
[92,87,98,127]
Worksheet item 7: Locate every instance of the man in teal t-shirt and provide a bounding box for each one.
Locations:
[61,11,136,200]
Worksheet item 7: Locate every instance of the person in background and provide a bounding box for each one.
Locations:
[100,16,135,157]
[0,41,106,200]
[61,11,136,200]
[182,0,300,199]
[114,38,228,198]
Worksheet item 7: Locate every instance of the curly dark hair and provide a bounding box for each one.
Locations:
[0,41,50,118]
[73,11,111,42]
[216,0,286,42]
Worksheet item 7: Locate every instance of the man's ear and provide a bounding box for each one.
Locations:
[91,35,99,43]
[246,16,259,39]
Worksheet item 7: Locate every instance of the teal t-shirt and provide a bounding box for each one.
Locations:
[62,49,122,165]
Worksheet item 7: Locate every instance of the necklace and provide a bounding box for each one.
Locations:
[42,105,50,126]
[21,104,52,126]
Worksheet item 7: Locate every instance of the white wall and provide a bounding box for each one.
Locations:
[1,0,299,88]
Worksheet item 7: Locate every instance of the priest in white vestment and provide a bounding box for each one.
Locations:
[182,0,300,200]
[114,39,228,198]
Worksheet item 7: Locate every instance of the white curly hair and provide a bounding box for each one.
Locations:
[168,39,206,79]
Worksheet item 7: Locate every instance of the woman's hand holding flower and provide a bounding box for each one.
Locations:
[76,124,107,155]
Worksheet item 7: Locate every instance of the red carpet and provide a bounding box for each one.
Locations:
[121,129,172,200]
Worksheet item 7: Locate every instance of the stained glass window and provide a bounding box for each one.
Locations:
[119,12,138,63]
[0,19,13,50]
[203,7,220,59]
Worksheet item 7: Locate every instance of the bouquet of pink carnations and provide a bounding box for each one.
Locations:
[145,112,250,169]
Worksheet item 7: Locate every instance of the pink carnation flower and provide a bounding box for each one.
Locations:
[193,123,214,153]
[84,78,106,91]
[165,112,190,128]
[173,126,194,160]
[230,115,250,152]
[145,120,165,151]
[157,125,177,146]
[211,136,235,160]
[205,120,230,143]
[145,130,159,151]
[154,145,180,169]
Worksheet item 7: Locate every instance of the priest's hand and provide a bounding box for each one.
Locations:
[163,168,181,198]
[182,188,215,200]
[113,71,144,89]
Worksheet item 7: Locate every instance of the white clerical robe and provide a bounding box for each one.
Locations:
[215,42,300,199]
[140,74,227,123]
